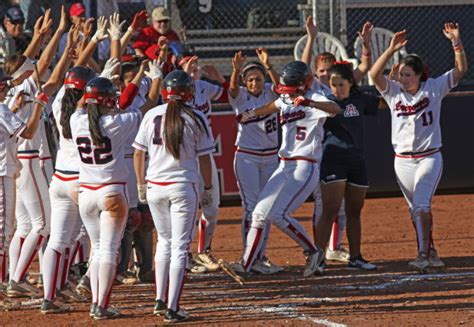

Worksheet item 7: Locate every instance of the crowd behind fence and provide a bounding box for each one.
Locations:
[1,0,473,84]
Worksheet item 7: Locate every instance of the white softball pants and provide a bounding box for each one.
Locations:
[0,176,16,283]
[147,182,199,312]
[234,151,278,257]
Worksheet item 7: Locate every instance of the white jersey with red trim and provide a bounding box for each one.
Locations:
[133,103,215,183]
[123,107,142,156]
[187,79,223,121]
[274,90,334,161]
[70,108,141,184]
[379,70,456,154]
[0,104,25,177]
[5,76,42,152]
[229,83,279,151]
[51,86,80,172]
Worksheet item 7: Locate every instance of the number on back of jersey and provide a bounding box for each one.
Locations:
[76,136,113,165]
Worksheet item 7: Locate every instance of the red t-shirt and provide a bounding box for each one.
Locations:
[133,26,180,60]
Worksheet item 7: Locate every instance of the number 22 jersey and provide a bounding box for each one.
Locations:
[70,109,141,184]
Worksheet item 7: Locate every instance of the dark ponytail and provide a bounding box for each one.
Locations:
[86,103,106,146]
[163,100,207,160]
[60,88,83,139]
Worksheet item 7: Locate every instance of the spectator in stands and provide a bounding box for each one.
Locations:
[0,5,31,63]
[133,6,180,60]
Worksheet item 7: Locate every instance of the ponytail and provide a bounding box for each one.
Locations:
[163,100,207,160]
[86,103,106,146]
[60,88,83,139]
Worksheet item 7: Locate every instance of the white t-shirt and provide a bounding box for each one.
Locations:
[229,83,279,151]
[70,108,141,184]
[52,86,80,172]
[274,90,334,161]
[133,103,215,183]
[0,104,25,177]
[378,70,456,153]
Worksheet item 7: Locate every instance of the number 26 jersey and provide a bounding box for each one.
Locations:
[379,69,456,154]
[70,109,141,184]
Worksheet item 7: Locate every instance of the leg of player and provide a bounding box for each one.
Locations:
[196,156,220,271]
[147,185,171,316]
[0,176,16,288]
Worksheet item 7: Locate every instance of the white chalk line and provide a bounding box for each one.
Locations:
[258,304,347,327]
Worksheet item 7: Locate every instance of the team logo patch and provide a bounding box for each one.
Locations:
[343,104,359,117]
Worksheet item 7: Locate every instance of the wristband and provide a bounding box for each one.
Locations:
[204,185,213,191]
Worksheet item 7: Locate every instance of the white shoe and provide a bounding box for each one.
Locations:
[303,248,324,277]
[408,253,430,272]
[428,249,445,268]
[348,255,377,270]
[261,257,284,273]
[326,248,350,262]
[194,251,220,272]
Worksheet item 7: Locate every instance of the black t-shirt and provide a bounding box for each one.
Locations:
[323,91,379,155]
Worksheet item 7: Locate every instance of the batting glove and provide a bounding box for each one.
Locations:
[33,92,49,108]
[145,59,164,80]
[236,109,256,123]
[200,187,213,208]
[100,58,121,80]
[293,96,311,107]
[137,184,147,204]
[107,13,125,41]
[91,16,109,43]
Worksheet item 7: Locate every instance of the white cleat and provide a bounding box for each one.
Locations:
[326,248,350,262]
[428,249,445,268]
[408,253,430,272]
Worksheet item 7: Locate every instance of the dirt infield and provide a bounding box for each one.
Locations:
[2,194,473,326]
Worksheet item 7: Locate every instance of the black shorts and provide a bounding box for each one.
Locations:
[320,152,369,187]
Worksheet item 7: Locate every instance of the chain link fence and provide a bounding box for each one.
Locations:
[4,0,474,84]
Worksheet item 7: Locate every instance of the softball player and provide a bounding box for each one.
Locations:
[229,50,282,274]
[71,77,141,319]
[369,24,467,271]
[0,71,45,291]
[40,65,96,313]
[302,17,374,262]
[180,56,226,271]
[235,61,340,277]
[133,70,214,323]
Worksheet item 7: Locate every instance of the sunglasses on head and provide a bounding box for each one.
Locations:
[9,19,25,25]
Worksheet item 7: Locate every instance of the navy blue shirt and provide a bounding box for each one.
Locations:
[323,91,379,155]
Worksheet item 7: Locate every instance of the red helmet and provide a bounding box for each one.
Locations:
[161,70,194,102]
[84,77,118,107]
[64,66,96,90]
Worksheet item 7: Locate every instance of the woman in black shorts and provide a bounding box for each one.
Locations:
[314,62,386,271]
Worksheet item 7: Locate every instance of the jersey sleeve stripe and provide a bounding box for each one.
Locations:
[132,141,147,152]
[212,87,224,100]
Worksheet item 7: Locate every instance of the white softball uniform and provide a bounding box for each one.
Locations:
[71,108,140,308]
[133,103,214,312]
[0,105,26,282]
[6,78,52,283]
[124,106,143,209]
[379,70,456,213]
[242,91,334,270]
[187,79,223,253]
[230,83,279,255]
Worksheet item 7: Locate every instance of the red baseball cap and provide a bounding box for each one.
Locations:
[69,3,86,17]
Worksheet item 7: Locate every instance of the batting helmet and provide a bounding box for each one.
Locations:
[64,66,96,90]
[161,70,194,102]
[84,77,118,107]
[275,61,310,95]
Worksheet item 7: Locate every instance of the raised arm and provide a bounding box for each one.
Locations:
[256,47,279,86]
[121,10,148,56]
[301,15,318,74]
[442,22,467,84]
[23,14,51,59]
[229,51,246,98]
[354,21,373,83]
[108,13,124,77]
[294,96,341,115]
[369,30,407,92]
[237,101,279,123]
[75,16,108,67]
[34,6,68,80]
[141,59,164,112]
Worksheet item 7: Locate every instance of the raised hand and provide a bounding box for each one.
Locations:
[443,22,461,43]
[157,36,168,48]
[58,6,68,32]
[232,51,246,72]
[100,57,121,80]
[131,10,148,32]
[33,15,44,36]
[256,47,270,66]
[83,18,95,38]
[66,25,80,49]
[145,59,164,80]
[92,16,108,43]
[293,96,311,107]
[305,15,318,38]
[39,9,53,35]
[201,65,225,83]
[108,13,125,41]
[358,21,373,47]
[182,55,199,75]
[389,30,408,52]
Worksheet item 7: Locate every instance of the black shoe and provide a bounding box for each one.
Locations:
[153,299,167,315]
[164,308,189,323]
[93,305,121,320]
[348,255,377,270]
[40,299,67,314]
[89,303,97,317]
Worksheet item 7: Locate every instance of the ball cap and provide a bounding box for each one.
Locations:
[69,2,86,17]
[152,7,170,21]
[5,5,25,23]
